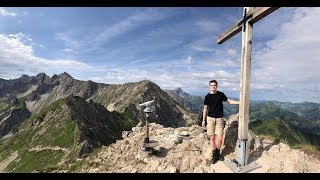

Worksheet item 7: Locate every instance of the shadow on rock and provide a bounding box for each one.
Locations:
[248,138,280,163]
[154,147,169,158]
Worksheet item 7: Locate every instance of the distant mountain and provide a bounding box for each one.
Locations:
[92,80,197,128]
[0,72,104,114]
[272,101,320,124]
[164,88,203,114]
[0,72,107,138]
[249,101,320,135]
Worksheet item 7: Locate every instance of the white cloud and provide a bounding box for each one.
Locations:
[201,59,239,68]
[227,49,237,56]
[94,9,168,42]
[253,7,296,39]
[90,77,105,83]
[196,19,221,32]
[62,48,79,54]
[186,56,192,64]
[89,56,239,94]
[0,8,16,16]
[8,32,32,42]
[192,45,214,52]
[197,7,320,102]
[186,56,192,71]
[0,33,98,79]
[103,69,151,84]
[57,8,177,53]
[250,7,320,102]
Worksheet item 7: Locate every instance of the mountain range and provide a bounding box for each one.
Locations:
[0,72,319,172]
[0,72,198,172]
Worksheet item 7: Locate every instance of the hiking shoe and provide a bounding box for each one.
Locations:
[211,149,219,164]
[210,157,219,164]
[216,149,224,161]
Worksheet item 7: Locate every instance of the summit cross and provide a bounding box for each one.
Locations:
[217,7,279,173]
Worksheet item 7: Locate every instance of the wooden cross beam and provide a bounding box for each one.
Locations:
[217,7,279,170]
[217,7,279,44]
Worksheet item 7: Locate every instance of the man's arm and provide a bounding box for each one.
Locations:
[202,105,208,127]
[227,98,239,105]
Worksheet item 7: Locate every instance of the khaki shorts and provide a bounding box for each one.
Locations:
[207,117,224,136]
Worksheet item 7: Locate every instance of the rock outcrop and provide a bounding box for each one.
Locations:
[66,96,129,157]
[0,108,31,138]
[0,97,31,138]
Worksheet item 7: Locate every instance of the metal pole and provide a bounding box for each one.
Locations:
[144,113,150,143]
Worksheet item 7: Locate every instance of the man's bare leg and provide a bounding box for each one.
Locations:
[216,134,223,149]
[210,135,216,150]
[215,134,224,160]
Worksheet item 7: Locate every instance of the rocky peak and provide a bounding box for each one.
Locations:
[50,74,58,81]
[36,72,46,78]
[18,74,31,83]
[55,72,73,86]
[176,87,182,93]
[166,87,189,99]
[0,76,32,98]
[35,73,51,84]
[137,80,161,89]
[164,87,203,114]
[137,80,153,88]
[58,72,73,79]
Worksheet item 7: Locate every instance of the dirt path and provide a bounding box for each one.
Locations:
[29,145,68,153]
[0,151,18,173]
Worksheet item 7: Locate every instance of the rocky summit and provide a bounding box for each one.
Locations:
[69,114,320,173]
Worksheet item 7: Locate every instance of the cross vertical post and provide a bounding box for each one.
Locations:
[237,7,253,167]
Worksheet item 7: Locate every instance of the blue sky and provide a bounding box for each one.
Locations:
[0,7,319,103]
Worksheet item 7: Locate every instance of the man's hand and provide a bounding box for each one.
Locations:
[202,120,206,128]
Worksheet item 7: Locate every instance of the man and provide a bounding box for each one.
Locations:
[202,80,239,164]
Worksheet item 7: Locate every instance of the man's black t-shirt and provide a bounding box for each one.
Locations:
[204,91,228,118]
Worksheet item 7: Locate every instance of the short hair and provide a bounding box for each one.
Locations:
[209,80,218,85]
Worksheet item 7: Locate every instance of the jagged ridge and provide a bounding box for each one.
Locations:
[0,95,132,172]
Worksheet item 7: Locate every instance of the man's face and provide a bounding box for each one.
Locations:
[209,82,217,92]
